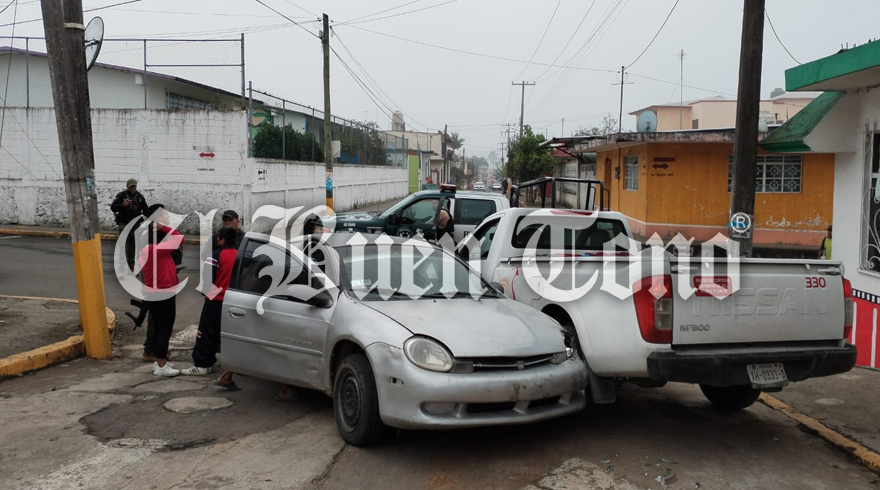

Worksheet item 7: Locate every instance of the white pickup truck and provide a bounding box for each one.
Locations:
[456,207,857,409]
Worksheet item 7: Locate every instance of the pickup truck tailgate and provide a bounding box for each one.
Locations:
[671,259,845,345]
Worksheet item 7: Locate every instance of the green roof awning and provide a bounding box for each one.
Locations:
[759,91,845,153]
[785,40,880,91]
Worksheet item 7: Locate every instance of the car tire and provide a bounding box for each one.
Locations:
[333,354,385,446]
[699,384,761,410]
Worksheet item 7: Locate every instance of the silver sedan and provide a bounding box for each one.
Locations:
[220,232,587,446]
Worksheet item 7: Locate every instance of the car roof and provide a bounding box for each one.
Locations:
[243,231,442,250]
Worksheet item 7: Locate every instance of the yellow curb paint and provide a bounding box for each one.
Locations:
[0,227,203,244]
[760,393,880,473]
[71,236,112,360]
[0,294,78,303]
[0,305,115,379]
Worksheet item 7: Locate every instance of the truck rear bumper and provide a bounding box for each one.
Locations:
[646,344,857,387]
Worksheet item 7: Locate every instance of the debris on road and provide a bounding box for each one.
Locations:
[606,465,615,473]
[655,469,677,486]
[660,458,679,464]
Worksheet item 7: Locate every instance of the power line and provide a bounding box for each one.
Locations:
[109,8,298,19]
[341,24,618,74]
[279,0,318,18]
[341,0,424,25]
[625,0,679,69]
[253,0,319,38]
[330,47,393,122]
[765,8,801,65]
[512,0,561,81]
[0,0,144,28]
[532,0,597,82]
[0,0,18,158]
[0,0,17,16]
[627,72,735,97]
[338,0,458,26]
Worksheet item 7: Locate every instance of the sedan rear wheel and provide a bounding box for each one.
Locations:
[333,354,385,446]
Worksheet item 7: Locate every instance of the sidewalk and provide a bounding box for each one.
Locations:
[768,367,880,456]
[0,295,116,379]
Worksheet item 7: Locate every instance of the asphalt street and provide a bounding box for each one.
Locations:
[1,235,879,489]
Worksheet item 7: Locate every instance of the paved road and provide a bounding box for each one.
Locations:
[2,235,880,489]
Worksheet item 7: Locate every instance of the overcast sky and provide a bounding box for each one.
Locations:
[6,0,878,157]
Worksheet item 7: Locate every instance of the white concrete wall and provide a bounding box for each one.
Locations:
[826,89,880,295]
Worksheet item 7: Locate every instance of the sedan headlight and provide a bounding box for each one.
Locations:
[551,329,578,363]
[404,337,454,372]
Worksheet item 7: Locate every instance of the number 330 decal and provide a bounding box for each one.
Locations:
[805,277,826,288]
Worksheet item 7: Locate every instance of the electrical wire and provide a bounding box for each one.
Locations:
[340,24,617,74]
[338,0,458,26]
[279,0,317,18]
[340,0,424,25]
[253,0,319,39]
[0,0,19,154]
[765,8,801,65]
[512,0,561,81]
[331,47,393,122]
[0,0,144,28]
[0,0,17,16]
[627,72,735,97]
[532,0,596,82]
[625,0,679,69]
[108,8,295,19]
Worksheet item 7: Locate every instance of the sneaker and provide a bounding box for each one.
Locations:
[179,365,211,376]
[153,362,180,377]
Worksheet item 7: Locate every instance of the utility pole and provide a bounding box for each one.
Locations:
[561,117,565,138]
[442,124,448,184]
[322,13,333,210]
[40,0,111,359]
[512,81,535,139]
[679,49,686,130]
[729,0,766,258]
[613,66,633,133]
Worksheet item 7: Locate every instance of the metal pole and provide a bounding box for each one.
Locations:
[143,39,147,109]
[25,37,29,108]
[680,49,684,130]
[282,99,286,160]
[248,81,253,156]
[618,66,624,133]
[240,33,246,108]
[311,107,315,161]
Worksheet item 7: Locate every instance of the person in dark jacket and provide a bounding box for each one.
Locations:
[111,178,148,270]
[180,226,238,376]
[212,210,245,252]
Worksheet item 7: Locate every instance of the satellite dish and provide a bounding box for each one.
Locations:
[636,110,658,133]
[84,17,104,72]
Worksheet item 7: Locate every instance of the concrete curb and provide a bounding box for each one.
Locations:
[760,393,880,473]
[0,295,117,379]
[0,227,204,245]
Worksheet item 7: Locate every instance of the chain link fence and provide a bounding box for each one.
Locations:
[249,86,408,166]
[0,36,244,109]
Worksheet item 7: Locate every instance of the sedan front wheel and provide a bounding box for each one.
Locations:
[333,354,385,446]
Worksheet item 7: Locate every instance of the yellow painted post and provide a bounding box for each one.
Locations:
[40,0,111,358]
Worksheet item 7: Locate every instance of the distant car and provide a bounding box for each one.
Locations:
[473,182,485,191]
[492,182,502,191]
[221,233,587,446]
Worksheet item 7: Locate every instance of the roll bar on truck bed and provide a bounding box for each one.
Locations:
[509,177,609,211]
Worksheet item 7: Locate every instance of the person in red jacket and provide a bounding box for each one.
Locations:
[180,227,238,375]
[139,204,183,377]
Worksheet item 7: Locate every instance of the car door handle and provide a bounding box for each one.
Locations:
[817,267,841,275]
[671,265,697,273]
[227,307,246,319]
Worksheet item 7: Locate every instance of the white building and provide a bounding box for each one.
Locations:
[761,39,880,368]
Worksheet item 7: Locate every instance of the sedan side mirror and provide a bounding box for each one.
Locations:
[286,284,334,309]
[387,214,399,226]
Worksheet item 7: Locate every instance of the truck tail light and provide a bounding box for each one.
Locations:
[843,278,854,341]
[633,275,673,344]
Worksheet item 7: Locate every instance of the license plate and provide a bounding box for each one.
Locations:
[746,363,789,388]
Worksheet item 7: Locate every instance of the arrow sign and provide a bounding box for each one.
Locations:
[199,152,215,158]
[652,163,669,170]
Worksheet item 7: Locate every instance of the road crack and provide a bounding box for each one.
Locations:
[308,443,348,489]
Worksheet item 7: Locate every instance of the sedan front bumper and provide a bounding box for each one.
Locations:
[366,343,588,430]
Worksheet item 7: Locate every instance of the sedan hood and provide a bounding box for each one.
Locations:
[360,298,565,358]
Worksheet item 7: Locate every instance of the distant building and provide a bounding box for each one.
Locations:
[630,92,820,132]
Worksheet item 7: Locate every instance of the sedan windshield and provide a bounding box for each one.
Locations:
[379,194,417,218]
[338,244,498,300]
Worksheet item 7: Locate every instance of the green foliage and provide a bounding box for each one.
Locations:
[471,156,490,169]
[573,113,622,136]
[253,124,324,162]
[337,121,388,166]
[508,126,554,182]
[449,132,465,151]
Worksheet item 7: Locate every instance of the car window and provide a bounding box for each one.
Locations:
[235,239,310,297]
[472,219,500,260]
[511,217,627,251]
[400,199,437,225]
[379,194,417,218]
[457,199,497,226]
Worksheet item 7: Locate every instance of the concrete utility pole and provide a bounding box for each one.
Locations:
[322,13,333,210]
[512,81,535,139]
[679,49,685,130]
[613,66,633,133]
[40,0,111,359]
[729,0,766,258]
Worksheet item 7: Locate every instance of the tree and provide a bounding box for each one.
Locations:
[471,156,489,170]
[573,113,624,136]
[254,124,323,162]
[508,125,554,183]
[448,132,465,152]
